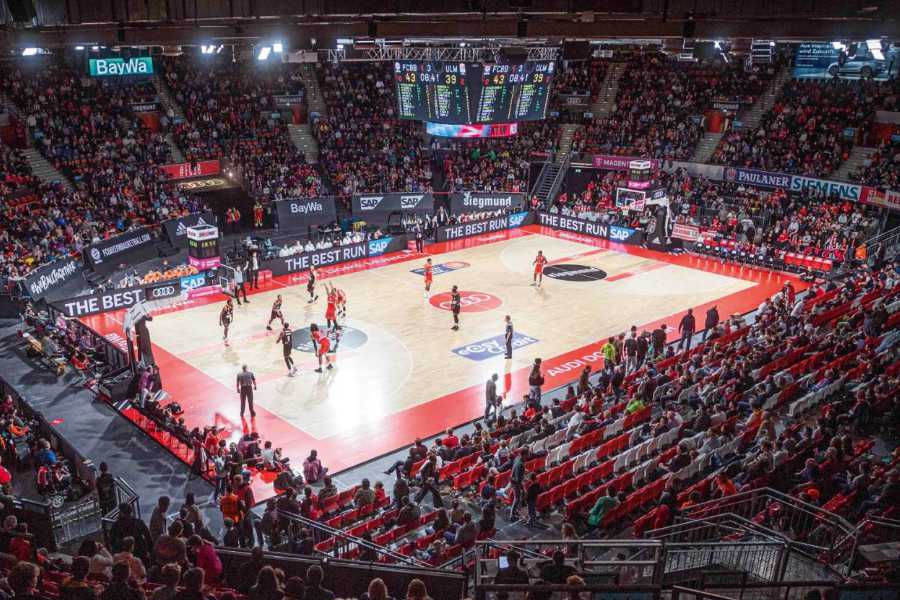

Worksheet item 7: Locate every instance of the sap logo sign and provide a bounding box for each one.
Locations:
[400,195,423,209]
[609,226,634,242]
[180,273,207,290]
[359,196,383,210]
[508,212,528,228]
[452,332,539,362]
[368,237,392,256]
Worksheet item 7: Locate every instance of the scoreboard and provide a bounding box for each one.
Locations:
[394,60,554,124]
[475,61,555,123]
[394,61,473,124]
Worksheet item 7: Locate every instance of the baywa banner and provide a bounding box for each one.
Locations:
[21,257,83,300]
[793,42,900,81]
[162,212,217,248]
[274,197,337,231]
[55,280,181,318]
[84,227,156,273]
[449,191,526,214]
[352,192,434,214]
[266,242,369,276]
[537,212,609,239]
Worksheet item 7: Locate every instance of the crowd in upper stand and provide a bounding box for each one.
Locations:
[570,54,775,161]
[711,79,896,177]
[161,58,321,202]
[0,59,199,283]
[853,142,900,189]
[313,62,433,196]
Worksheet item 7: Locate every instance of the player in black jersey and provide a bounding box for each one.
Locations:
[276,322,297,376]
[450,285,461,331]
[307,265,319,303]
[266,295,284,331]
[219,298,234,345]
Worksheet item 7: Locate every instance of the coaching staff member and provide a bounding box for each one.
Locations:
[504,315,514,359]
[236,364,257,417]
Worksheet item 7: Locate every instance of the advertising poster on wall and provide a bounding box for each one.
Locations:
[794,41,900,80]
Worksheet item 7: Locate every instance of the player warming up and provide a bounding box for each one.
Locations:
[307,265,319,304]
[324,283,340,331]
[532,250,548,288]
[450,285,461,331]
[335,286,347,321]
[219,299,234,345]
[423,258,433,298]
[310,323,334,373]
[276,322,297,376]
[266,294,284,331]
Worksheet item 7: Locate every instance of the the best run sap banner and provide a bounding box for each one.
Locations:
[20,257,84,301]
[449,191,526,214]
[83,227,157,275]
[54,280,183,318]
[265,242,370,277]
[351,192,434,214]
[436,211,532,242]
[274,197,337,231]
[537,213,645,245]
[162,212,217,249]
[159,160,221,181]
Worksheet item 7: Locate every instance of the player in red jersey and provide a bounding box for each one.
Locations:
[310,323,333,372]
[532,250,548,287]
[334,286,347,321]
[423,258,433,297]
[324,283,338,331]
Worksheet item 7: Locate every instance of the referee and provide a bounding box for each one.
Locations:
[504,315,514,359]
[236,364,257,417]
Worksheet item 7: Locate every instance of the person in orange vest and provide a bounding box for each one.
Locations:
[225,207,241,234]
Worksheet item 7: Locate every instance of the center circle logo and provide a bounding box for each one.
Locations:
[443,261,470,270]
[543,264,607,282]
[292,326,368,354]
[429,291,502,313]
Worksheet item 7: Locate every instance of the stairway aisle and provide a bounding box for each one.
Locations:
[288,123,319,163]
[833,145,872,182]
[22,147,73,191]
[591,62,626,118]
[556,123,582,162]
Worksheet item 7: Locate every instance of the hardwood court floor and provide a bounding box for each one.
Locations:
[81,224,806,501]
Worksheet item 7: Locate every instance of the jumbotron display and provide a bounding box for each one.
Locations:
[394,60,554,124]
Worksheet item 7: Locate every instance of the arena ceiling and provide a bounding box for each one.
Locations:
[1,0,898,48]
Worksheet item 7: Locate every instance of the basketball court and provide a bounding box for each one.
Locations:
[80,223,805,501]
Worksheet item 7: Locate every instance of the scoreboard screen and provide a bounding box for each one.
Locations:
[394,61,473,124]
[395,60,555,124]
[474,61,555,123]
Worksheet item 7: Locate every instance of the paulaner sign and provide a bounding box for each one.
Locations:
[89,57,154,77]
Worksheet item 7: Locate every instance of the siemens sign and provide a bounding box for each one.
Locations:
[89,57,153,77]
[790,176,862,202]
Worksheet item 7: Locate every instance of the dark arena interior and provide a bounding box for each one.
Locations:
[1,1,900,598]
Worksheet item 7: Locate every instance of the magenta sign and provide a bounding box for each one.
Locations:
[591,155,661,171]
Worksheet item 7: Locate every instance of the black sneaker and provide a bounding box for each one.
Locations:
[326,364,333,370]
[315,368,322,373]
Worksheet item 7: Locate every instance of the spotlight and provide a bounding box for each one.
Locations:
[75,45,85,51]
[272,42,283,53]
[21,48,39,56]
[257,46,271,61]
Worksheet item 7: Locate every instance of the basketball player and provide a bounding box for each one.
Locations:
[450,285,461,331]
[324,283,338,331]
[335,286,347,320]
[276,322,297,376]
[423,258,433,298]
[532,250,548,287]
[309,323,334,372]
[307,265,319,303]
[266,294,284,331]
[219,298,234,345]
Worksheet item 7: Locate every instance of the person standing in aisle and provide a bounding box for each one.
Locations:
[236,365,257,417]
[678,308,696,351]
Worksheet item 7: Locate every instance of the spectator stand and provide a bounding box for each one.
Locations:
[0,375,106,550]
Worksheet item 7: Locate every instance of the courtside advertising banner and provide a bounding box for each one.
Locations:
[83,227,156,274]
[672,223,702,242]
[274,197,337,230]
[436,211,531,242]
[351,192,434,214]
[162,211,217,248]
[449,191,526,214]
[159,160,221,180]
[266,242,369,276]
[20,257,83,300]
[55,278,181,318]
[538,212,609,239]
[789,175,863,203]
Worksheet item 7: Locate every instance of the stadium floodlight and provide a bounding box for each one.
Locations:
[75,45,85,50]
[21,48,39,56]
[201,45,215,54]
[216,45,224,54]
[91,46,100,51]
[866,39,884,60]
[257,46,271,61]
[273,42,283,53]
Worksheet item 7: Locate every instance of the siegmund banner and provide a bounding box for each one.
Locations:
[449,191,526,214]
